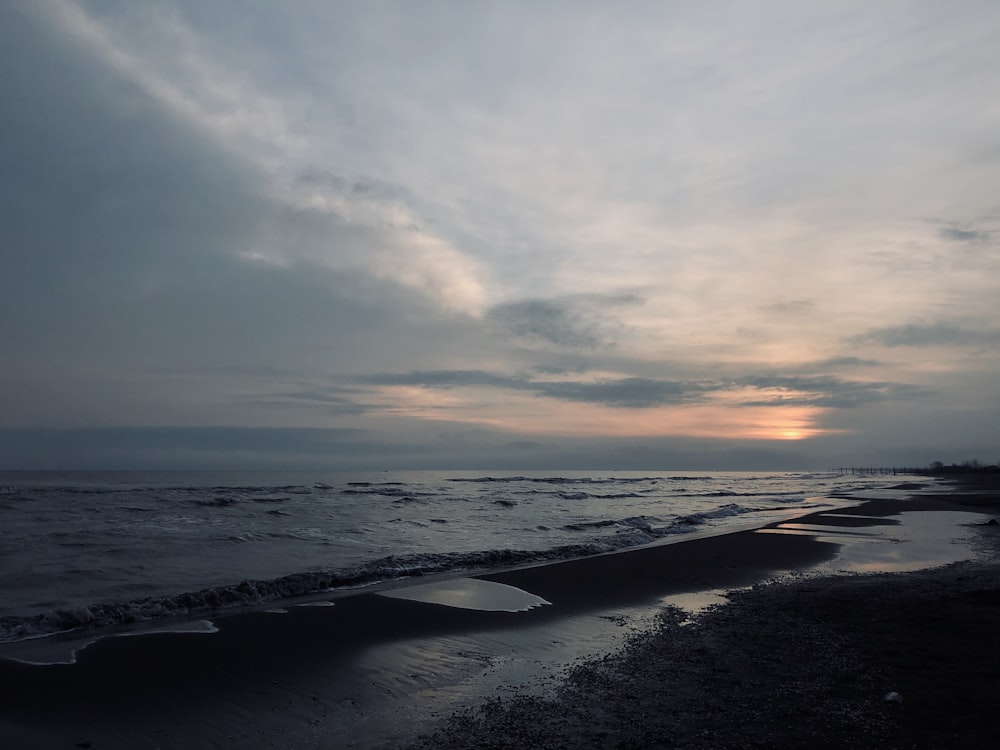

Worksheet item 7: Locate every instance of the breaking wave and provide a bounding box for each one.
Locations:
[0,502,771,644]
[450,476,667,485]
[0,469,897,647]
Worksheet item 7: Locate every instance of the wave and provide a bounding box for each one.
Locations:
[343,486,435,497]
[562,504,752,537]
[0,505,759,644]
[545,473,824,485]
[191,493,295,508]
[677,503,747,525]
[562,519,618,531]
[392,496,430,506]
[449,476,666,485]
[0,548,578,643]
[682,489,806,499]
[195,497,239,508]
[29,483,317,498]
[531,490,647,501]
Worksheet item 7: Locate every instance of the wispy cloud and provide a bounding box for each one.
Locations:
[27,1,491,316]
[488,293,643,348]
[358,370,925,411]
[939,226,992,243]
[851,322,1000,348]
[2,1,999,467]
[760,299,815,316]
[735,379,930,409]
[810,357,882,369]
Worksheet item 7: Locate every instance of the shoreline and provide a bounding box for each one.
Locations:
[2,481,998,748]
[406,477,1000,750]
[408,557,1000,750]
[0,474,858,648]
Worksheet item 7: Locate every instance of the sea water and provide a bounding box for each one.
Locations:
[0,469,914,642]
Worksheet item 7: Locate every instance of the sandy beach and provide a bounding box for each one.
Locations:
[2,477,998,749]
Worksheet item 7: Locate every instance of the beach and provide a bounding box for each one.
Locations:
[2,477,998,749]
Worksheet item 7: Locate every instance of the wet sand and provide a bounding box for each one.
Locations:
[406,479,1000,750]
[409,557,1000,750]
[2,478,998,749]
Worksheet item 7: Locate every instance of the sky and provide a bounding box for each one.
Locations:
[1,1,999,471]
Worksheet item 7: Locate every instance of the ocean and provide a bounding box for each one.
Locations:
[0,469,914,645]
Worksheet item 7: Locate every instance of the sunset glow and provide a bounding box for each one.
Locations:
[1,2,998,469]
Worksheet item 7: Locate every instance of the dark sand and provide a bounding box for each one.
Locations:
[2,478,998,749]
[405,480,1000,750]
[408,559,1000,750]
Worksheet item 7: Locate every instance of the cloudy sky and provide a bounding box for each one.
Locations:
[2,1,998,470]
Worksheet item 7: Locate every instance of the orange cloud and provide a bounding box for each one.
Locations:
[364,385,836,441]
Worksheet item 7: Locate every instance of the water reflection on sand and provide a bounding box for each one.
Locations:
[378,578,551,612]
[757,510,991,573]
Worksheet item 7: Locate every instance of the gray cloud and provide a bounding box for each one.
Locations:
[732,375,931,408]
[939,227,992,243]
[781,357,883,377]
[761,299,815,315]
[360,370,693,407]
[0,425,837,471]
[489,294,643,349]
[361,370,517,389]
[2,3,999,469]
[295,170,414,222]
[0,6,502,431]
[736,380,930,409]
[0,427,368,470]
[493,299,600,347]
[246,387,371,416]
[851,322,1000,348]
[534,378,689,407]
[813,357,882,369]
[360,370,924,410]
